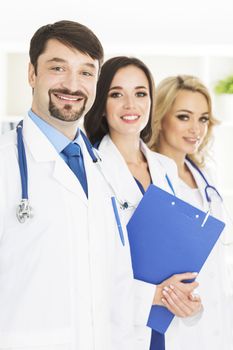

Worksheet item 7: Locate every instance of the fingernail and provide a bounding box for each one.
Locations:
[192,272,198,276]
[161,298,165,304]
[169,284,175,290]
[162,290,168,295]
[163,286,169,292]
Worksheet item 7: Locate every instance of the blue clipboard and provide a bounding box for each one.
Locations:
[126,184,225,334]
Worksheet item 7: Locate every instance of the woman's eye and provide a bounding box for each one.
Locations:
[82,71,93,77]
[176,114,189,121]
[200,116,209,123]
[136,92,147,97]
[109,92,122,98]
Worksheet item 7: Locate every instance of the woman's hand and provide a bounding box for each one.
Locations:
[152,272,202,317]
[160,285,202,317]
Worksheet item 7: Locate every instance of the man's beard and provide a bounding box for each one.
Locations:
[48,88,88,122]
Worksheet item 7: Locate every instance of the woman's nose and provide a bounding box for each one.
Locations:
[123,95,135,109]
[189,120,200,134]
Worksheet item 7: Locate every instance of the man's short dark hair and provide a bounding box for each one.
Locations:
[29,20,104,74]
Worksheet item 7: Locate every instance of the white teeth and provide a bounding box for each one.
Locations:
[57,95,80,101]
[122,115,139,121]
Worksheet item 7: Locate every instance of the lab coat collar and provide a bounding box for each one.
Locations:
[149,152,182,198]
[140,141,178,194]
[23,115,59,162]
[99,135,177,206]
[185,159,209,211]
[23,115,88,203]
[156,152,208,210]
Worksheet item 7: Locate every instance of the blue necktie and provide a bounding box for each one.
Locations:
[62,142,88,197]
[150,330,165,350]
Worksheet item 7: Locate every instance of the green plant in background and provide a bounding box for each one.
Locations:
[214,75,233,94]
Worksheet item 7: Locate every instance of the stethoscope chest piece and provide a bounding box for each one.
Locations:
[16,199,33,223]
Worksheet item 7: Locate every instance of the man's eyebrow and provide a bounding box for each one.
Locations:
[46,58,97,69]
[82,62,97,69]
[46,57,67,64]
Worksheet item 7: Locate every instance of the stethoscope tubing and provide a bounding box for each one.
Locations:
[17,121,29,200]
[186,156,223,203]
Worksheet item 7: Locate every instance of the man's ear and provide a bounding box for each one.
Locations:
[28,63,36,88]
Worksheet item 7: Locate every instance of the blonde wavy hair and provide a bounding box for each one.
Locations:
[149,75,219,168]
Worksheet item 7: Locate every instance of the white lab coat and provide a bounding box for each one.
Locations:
[161,158,233,350]
[0,117,145,350]
[98,135,181,349]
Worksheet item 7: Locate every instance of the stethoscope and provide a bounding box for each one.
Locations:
[184,157,233,244]
[16,121,32,223]
[185,156,223,204]
[16,120,101,223]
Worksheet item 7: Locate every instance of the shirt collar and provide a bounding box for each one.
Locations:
[28,109,81,153]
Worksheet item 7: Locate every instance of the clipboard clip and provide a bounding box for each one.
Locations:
[201,210,210,227]
[170,200,210,228]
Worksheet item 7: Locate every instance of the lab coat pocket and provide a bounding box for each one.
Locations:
[0,220,51,280]
[0,221,72,345]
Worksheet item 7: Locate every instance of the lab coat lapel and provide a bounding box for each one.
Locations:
[185,159,209,211]
[148,152,208,208]
[148,151,212,203]
[79,132,98,200]
[23,115,87,204]
[99,135,143,207]
[140,142,177,194]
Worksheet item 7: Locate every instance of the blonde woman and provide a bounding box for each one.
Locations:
[150,75,232,350]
